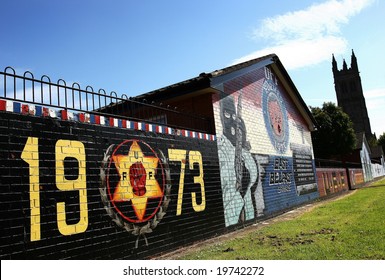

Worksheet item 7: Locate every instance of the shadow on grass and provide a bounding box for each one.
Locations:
[368,184,385,189]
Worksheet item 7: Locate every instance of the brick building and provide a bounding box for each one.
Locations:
[1,54,320,259]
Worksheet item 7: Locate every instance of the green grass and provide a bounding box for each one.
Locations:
[178,178,385,260]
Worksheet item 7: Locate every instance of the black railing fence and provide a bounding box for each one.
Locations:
[315,158,362,169]
[0,66,213,133]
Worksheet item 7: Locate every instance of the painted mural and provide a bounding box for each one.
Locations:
[316,168,348,197]
[2,60,382,260]
[0,107,224,259]
[214,66,318,227]
[217,92,262,227]
[360,143,373,182]
[100,139,169,247]
[349,168,365,187]
[262,69,289,154]
[1,63,321,259]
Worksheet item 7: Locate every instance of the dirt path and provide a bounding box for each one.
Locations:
[154,190,357,260]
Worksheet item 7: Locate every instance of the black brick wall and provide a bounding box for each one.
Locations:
[0,111,223,259]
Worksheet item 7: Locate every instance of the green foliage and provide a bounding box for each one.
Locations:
[177,178,385,260]
[310,102,357,159]
[378,132,385,153]
[367,135,378,147]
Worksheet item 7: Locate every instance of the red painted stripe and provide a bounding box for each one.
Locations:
[61,110,68,120]
[78,113,85,122]
[0,100,6,111]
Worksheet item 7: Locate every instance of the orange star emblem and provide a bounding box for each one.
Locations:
[111,141,163,221]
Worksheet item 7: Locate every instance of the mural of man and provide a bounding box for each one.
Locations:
[218,92,261,227]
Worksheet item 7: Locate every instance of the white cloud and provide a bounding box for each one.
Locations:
[365,88,385,100]
[232,36,347,69]
[255,0,373,42]
[364,87,385,136]
[369,113,385,136]
[365,88,385,113]
[232,0,374,69]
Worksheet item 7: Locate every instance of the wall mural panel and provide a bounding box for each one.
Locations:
[214,66,318,227]
[316,168,348,197]
[348,168,365,188]
[0,111,223,259]
[217,92,262,227]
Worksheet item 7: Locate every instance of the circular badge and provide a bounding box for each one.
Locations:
[100,139,171,246]
[262,79,289,154]
[106,140,165,223]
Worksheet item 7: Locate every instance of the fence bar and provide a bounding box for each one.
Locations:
[0,67,212,133]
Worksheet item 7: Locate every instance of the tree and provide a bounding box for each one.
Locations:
[310,102,357,159]
[378,132,385,154]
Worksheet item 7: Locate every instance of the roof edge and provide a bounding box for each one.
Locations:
[132,54,317,131]
[134,54,277,102]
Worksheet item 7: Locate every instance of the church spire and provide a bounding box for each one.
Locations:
[332,49,373,140]
[332,54,338,74]
[351,49,358,72]
[343,59,348,70]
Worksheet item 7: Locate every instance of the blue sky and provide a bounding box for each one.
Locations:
[1,0,384,136]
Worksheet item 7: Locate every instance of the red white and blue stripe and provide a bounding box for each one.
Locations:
[0,99,217,141]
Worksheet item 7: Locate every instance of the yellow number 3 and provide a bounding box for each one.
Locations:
[168,149,206,216]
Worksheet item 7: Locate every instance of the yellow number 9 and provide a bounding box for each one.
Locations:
[55,140,88,235]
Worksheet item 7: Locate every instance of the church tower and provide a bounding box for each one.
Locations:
[332,50,373,140]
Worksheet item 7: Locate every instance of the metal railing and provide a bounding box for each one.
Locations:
[315,158,362,168]
[0,66,213,133]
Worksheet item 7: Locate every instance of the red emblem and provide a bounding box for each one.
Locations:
[106,140,165,223]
